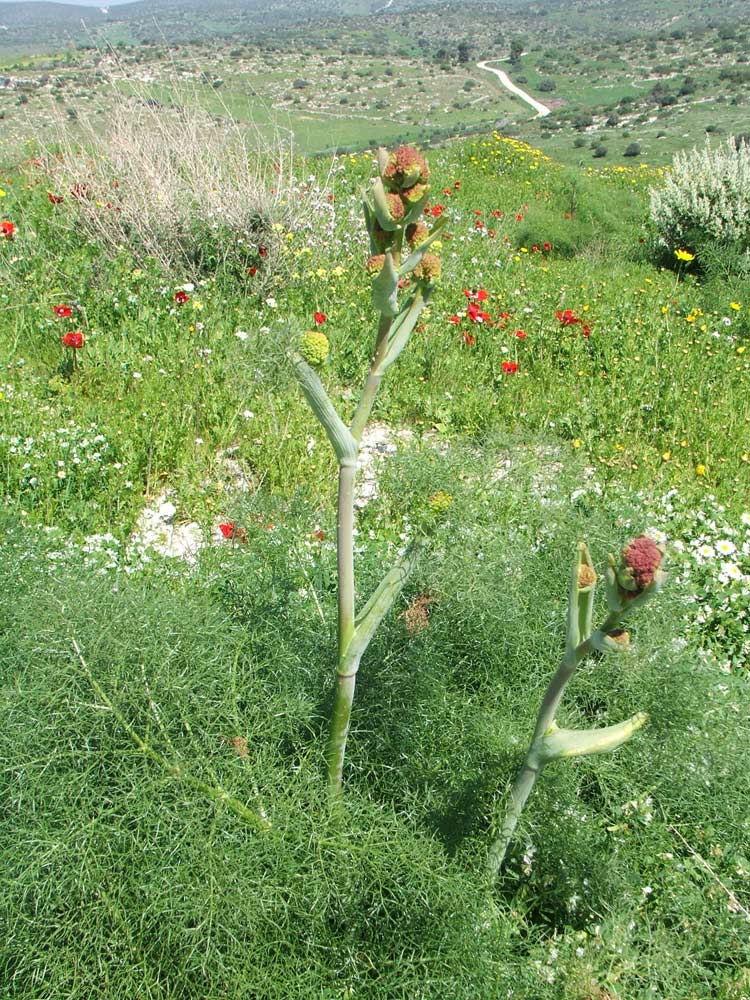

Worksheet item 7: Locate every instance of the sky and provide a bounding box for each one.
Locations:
[8,0,133,5]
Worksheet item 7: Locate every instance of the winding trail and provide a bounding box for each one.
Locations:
[476,59,551,118]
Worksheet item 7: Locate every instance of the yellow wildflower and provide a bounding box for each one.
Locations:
[695,465,706,476]
[675,249,695,262]
[730,302,741,311]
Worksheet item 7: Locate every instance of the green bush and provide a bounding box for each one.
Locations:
[649,137,750,270]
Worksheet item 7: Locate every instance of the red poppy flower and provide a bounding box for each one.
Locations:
[476,289,489,302]
[502,360,518,373]
[581,324,591,338]
[514,329,527,339]
[467,302,481,322]
[314,311,327,326]
[543,241,552,251]
[492,210,503,218]
[47,192,64,204]
[61,331,84,349]
[448,314,461,325]
[53,304,73,319]
[174,290,189,305]
[463,331,476,346]
[258,245,268,258]
[314,529,325,541]
[0,220,15,239]
[454,181,461,189]
[556,309,581,326]
[473,209,482,216]
[564,212,571,220]
[532,244,539,253]
[488,229,496,238]
[515,213,523,221]
[247,266,257,276]
[443,188,453,196]
[475,220,484,229]
[430,204,446,218]
[219,521,247,542]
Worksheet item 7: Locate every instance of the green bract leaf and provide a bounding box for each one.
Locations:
[371,177,399,232]
[371,251,400,317]
[293,355,358,467]
[538,713,648,763]
[374,289,428,374]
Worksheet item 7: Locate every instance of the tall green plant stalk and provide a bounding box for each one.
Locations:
[294,146,447,794]
[488,537,667,877]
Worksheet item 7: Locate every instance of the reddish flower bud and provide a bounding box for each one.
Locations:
[385,192,405,222]
[382,145,430,192]
[406,221,429,247]
[366,253,386,276]
[413,252,441,281]
[618,536,663,592]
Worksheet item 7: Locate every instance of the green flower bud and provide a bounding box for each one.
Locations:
[401,182,429,207]
[300,330,329,367]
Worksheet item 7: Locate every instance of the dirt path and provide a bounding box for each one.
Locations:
[476,59,551,118]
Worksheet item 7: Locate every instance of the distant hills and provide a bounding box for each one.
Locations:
[0,0,745,58]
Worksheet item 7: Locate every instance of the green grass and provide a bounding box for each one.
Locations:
[1,122,749,997]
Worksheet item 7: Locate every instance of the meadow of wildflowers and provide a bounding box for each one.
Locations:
[1,130,749,999]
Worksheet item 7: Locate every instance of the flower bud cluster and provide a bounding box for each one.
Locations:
[365,146,442,293]
[618,536,665,595]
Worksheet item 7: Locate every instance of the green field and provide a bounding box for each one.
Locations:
[1,111,750,996]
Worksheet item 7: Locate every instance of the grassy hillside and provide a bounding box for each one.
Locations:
[1,122,749,998]
[1,5,749,163]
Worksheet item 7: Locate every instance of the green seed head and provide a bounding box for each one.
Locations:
[300,330,330,367]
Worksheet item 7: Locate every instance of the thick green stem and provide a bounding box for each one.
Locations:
[327,310,396,794]
[327,461,357,795]
[327,672,357,796]
[532,611,621,743]
[350,314,392,443]
[336,463,356,654]
[488,611,622,874]
[487,756,543,879]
